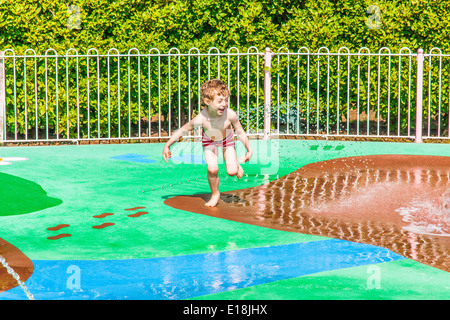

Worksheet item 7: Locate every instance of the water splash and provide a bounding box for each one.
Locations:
[443,189,450,217]
[0,254,35,300]
[396,191,450,237]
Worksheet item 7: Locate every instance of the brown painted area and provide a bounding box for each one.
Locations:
[0,238,34,292]
[125,207,146,211]
[92,222,115,229]
[47,234,72,240]
[47,224,70,231]
[93,213,114,218]
[128,211,149,218]
[165,155,450,272]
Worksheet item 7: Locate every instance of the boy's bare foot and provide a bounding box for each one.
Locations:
[205,193,220,207]
[236,164,244,179]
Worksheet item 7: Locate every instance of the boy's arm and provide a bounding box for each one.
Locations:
[162,114,202,163]
[229,110,253,163]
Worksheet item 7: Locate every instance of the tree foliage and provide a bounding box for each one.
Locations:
[2,0,449,54]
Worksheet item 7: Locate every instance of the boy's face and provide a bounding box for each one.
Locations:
[205,93,229,116]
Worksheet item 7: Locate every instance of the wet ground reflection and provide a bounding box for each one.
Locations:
[165,155,450,272]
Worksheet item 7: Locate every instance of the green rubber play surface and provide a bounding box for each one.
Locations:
[0,139,449,300]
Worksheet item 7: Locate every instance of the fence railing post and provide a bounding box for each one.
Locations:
[263,47,272,140]
[415,48,424,143]
[0,51,5,143]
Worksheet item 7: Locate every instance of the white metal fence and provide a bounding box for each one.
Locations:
[0,46,448,144]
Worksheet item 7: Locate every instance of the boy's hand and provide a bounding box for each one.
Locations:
[162,146,172,163]
[238,151,252,163]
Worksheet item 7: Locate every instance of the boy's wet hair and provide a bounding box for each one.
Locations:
[200,79,230,105]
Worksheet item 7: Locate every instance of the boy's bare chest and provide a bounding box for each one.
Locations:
[202,116,232,132]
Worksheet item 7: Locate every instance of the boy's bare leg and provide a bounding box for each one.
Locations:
[204,146,221,207]
[223,146,244,179]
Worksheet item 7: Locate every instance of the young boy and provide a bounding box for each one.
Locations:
[162,79,253,207]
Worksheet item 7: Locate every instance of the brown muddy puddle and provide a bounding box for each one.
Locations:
[165,155,450,272]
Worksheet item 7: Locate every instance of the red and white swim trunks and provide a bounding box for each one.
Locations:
[202,129,235,148]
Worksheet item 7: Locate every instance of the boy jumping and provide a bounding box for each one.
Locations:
[162,79,253,207]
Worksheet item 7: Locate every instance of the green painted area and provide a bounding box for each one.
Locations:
[0,172,62,217]
[190,259,450,300]
[0,139,449,299]
[0,141,326,261]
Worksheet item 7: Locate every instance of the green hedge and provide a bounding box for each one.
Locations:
[2,0,450,54]
[1,0,449,138]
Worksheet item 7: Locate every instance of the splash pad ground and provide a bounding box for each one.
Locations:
[0,139,449,301]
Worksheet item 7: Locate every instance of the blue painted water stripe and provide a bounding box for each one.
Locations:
[110,153,157,164]
[0,239,404,300]
[170,153,206,164]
